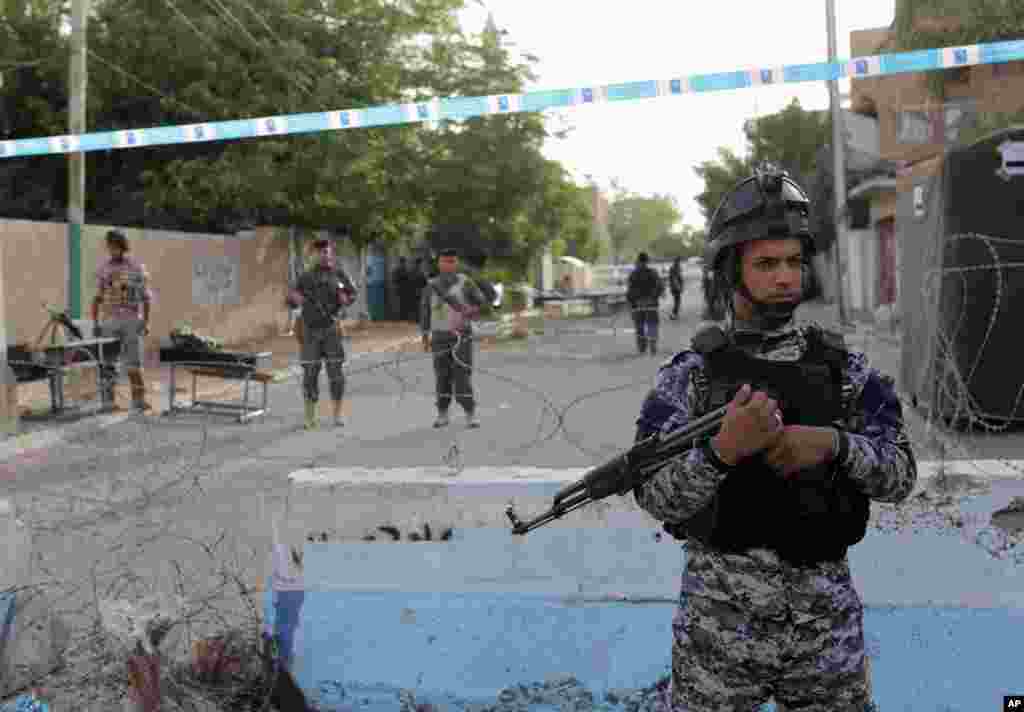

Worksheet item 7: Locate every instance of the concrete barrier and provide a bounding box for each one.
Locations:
[272,464,1024,711]
[287,524,1023,712]
[279,461,1024,546]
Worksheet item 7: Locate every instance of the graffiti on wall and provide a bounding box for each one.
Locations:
[193,255,240,305]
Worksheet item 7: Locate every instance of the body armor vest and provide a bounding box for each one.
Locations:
[665,326,870,566]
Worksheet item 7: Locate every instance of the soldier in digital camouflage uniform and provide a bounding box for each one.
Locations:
[420,247,487,429]
[633,166,916,711]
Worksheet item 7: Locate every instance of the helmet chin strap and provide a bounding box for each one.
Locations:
[735,280,799,331]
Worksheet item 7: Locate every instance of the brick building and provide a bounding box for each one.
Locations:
[841,13,1024,322]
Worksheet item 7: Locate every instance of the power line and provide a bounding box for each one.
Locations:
[161,0,221,54]
[198,0,321,109]
[86,49,205,119]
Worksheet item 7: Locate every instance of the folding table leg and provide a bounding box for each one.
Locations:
[241,374,252,423]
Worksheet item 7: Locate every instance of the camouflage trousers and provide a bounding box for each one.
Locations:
[300,324,345,403]
[670,590,871,711]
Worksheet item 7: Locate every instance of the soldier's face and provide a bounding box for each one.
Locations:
[318,246,334,267]
[439,256,458,273]
[736,238,804,310]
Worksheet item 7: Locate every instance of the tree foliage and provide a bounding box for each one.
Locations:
[646,227,706,261]
[891,0,1024,99]
[606,184,682,264]
[693,98,830,228]
[0,0,596,273]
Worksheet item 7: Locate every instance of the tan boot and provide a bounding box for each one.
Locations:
[304,400,319,430]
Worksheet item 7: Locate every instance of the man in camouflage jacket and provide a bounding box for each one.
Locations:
[634,167,916,711]
[288,239,358,429]
[419,247,487,429]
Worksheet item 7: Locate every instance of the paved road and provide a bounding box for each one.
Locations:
[0,291,704,701]
[3,285,1022,709]
[0,286,1009,564]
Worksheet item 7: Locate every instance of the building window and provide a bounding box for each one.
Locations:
[896,100,977,144]
[897,109,933,144]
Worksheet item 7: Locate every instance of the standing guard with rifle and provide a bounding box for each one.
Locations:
[507,166,915,711]
[419,247,487,429]
[288,238,357,430]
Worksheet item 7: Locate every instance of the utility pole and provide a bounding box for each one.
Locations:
[0,235,16,436]
[826,0,851,327]
[68,0,89,319]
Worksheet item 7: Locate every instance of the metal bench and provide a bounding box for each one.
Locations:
[161,351,273,423]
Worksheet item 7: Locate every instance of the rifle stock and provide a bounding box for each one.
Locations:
[506,404,729,535]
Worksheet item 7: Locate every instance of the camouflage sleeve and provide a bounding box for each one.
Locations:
[836,352,918,504]
[337,268,358,296]
[463,277,486,308]
[632,353,733,525]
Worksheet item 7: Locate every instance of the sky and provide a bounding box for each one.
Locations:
[458,0,897,230]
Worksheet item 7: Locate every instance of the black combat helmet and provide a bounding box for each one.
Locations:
[702,164,818,325]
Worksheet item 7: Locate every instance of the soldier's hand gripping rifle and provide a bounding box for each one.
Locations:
[505,403,729,535]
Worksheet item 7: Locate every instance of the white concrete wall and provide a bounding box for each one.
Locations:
[540,249,554,292]
[845,228,881,314]
[846,231,865,312]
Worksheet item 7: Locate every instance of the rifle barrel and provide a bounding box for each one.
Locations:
[514,404,731,535]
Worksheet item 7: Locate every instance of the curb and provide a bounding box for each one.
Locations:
[286,461,1024,488]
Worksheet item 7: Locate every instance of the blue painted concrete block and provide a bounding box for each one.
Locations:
[266,518,1024,711]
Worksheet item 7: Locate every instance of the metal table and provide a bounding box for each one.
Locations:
[161,351,273,423]
[534,289,630,317]
[9,338,122,415]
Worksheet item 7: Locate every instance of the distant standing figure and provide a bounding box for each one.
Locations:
[626,251,665,355]
[288,239,358,430]
[668,256,685,320]
[92,229,154,412]
[419,248,487,429]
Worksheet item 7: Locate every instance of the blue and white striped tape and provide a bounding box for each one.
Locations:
[0,39,1021,160]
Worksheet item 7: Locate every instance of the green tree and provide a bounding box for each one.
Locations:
[606,189,682,263]
[0,0,603,271]
[0,0,479,239]
[693,147,753,227]
[745,99,831,186]
[130,0,472,241]
[647,227,706,261]
[694,99,830,227]
[891,0,1024,99]
[0,0,74,219]
[421,13,595,277]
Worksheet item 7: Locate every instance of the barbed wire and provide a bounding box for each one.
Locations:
[3,267,1024,710]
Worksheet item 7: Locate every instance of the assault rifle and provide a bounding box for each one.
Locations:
[505,403,730,535]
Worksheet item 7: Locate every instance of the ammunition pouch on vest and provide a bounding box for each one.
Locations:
[665,325,870,566]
